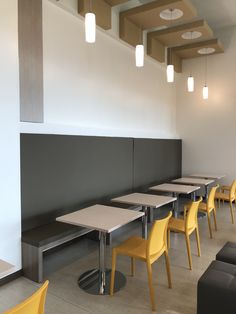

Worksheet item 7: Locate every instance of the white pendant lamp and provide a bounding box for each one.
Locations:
[135,29,144,67]
[187,32,194,92]
[202,55,208,100]
[166,9,174,83]
[85,0,96,43]
[203,85,208,100]
[167,64,174,83]
[187,75,194,92]
[135,44,144,67]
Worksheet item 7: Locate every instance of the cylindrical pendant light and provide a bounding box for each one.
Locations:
[85,0,96,43]
[187,32,194,92]
[202,55,208,100]
[135,44,144,67]
[167,64,174,82]
[187,76,194,92]
[166,9,174,83]
[135,28,144,67]
[203,85,208,100]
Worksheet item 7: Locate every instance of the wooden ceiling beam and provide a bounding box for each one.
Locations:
[78,0,112,30]
[167,38,224,73]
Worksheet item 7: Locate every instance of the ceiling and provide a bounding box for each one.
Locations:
[117,0,236,31]
[190,0,236,30]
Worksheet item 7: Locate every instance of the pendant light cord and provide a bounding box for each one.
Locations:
[205,54,208,86]
[139,26,143,45]
[190,31,193,76]
[169,9,173,65]
[89,0,92,12]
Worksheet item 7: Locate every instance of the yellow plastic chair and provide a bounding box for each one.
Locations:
[198,185,219,239]
[3,280,49,314]
[215,180,236,224]
[110,212,172,311]
[219,182,236,206]
[168,198,202,270]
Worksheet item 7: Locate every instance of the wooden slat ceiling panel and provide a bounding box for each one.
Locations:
[171,38,224,59]
[121,0,197,30]
[78,0,112,30]
[149,20,213,47]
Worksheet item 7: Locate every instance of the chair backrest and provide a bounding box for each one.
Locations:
[207,185,219,209]
[230,180,236,199]
[185,198,202,231]
[147,211,172,257]
[3,280,49,314]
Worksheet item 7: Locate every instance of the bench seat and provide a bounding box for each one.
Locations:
[22,221,92,283]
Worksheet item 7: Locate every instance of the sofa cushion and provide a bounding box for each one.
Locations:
[216,242,236,265]
[197,260,236,314]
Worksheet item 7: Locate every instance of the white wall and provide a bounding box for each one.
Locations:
[0,0,21,273]
[177,26,236,184]
[41,0,178,139]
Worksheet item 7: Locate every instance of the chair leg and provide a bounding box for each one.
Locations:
[195,226,201,257]
[207,212,213,238]
[213,208,217,231]
[185,233,192,270]
[167,229,170,249]
[146,261,156,311]
[164,251,172,289]
[110,250,117,296]
[131,257,135,277]
[230,201,235,224]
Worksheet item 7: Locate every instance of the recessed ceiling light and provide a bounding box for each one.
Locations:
[160,9,183,21]
[182,31,202,40]
[198,47,216,55]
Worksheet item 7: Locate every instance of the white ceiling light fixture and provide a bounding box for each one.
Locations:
[182,31,202,40]
[166,9,175,83]
[202,55,209,100]
[187,75,194,92]
[198,47,215,55]
[187,32,194,92]
[135,29,144,67]
[160,8,183,21]
[85,0,96,43]
[167,64,174,83]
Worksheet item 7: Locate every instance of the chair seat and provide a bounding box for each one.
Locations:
[115,236,147,260]
[221,185,230,191]
[198,202,207,211]
[198,202,214,212]
[215,192,231,201]
[168,218,185,232]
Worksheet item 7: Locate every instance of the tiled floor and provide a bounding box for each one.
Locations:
[1,203,236,313]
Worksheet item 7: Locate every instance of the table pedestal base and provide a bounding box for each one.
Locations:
[78,269,126,295]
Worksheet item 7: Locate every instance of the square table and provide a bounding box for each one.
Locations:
[112,193,176,239]
[172,177,214,200]
[57,204,144,295]
[189,174,226,180]
[0,259,14,279]
[149,183,200,217]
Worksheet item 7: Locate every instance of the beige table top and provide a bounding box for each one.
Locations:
[189,174,226,180]
[150,183,200,194]
[172,177,214,186]
[112,193,176,208]
[0,259,14,279]
[57,205,144,234]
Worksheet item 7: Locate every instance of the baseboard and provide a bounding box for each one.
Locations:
[0,269,23,286]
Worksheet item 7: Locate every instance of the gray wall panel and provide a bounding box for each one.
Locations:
[21,134,133,231]
[21,135,182,232]
[133,138,182,189]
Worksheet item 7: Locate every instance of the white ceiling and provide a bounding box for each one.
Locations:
[190,0,236,30]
